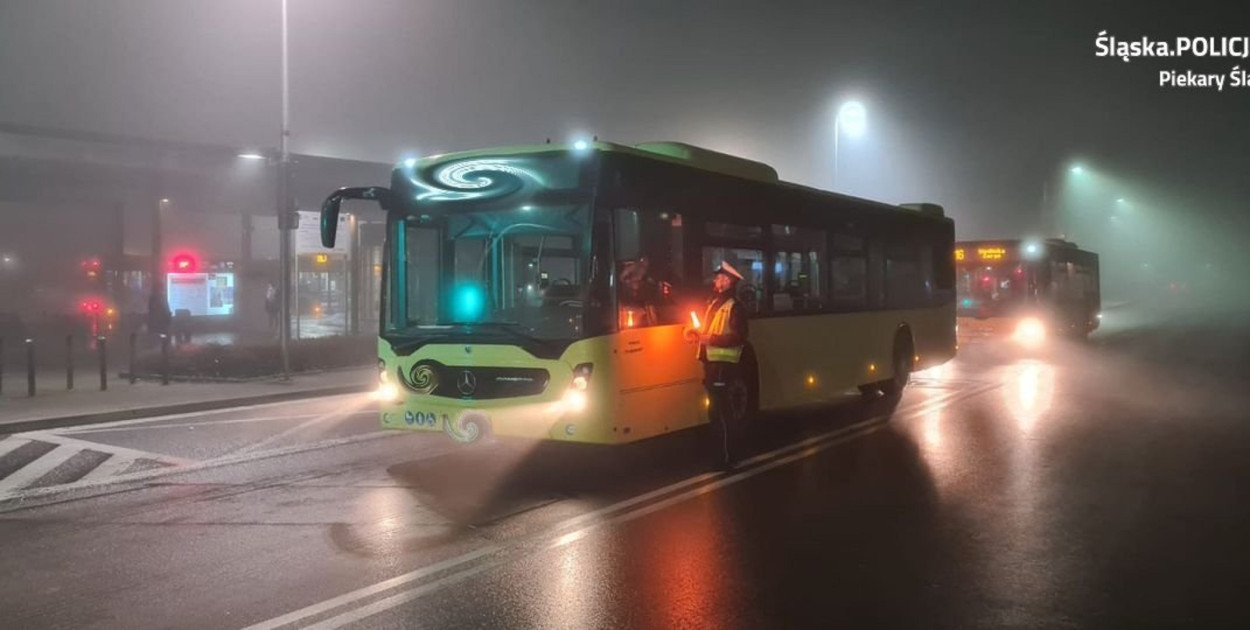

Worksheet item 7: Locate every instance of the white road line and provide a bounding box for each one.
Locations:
[239,547,502,630]
[233,400,374,457]
[241,418,891,630]
[76,454,139,483]
[2,430,399,504]
[66,412,376,435]
[21,431,194,466]
[303,422,892,630]
[0,437,32,459]
[54,393,369,434]
[243,385,991,630]
[0,445,80,492]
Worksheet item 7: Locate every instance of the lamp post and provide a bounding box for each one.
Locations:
[833,101,866,191]
[276,0,293,379]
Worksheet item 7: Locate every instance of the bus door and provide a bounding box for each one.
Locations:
[610,208,704,439]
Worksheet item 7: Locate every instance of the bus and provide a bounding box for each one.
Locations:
[320,141,956,445]
[955,238,1100,345]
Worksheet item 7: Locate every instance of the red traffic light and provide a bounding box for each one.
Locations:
[170,253,198,273]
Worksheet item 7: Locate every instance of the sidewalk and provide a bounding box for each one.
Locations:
[0,366,376,434]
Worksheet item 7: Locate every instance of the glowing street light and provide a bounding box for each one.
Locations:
[833,100,867,191]
[1070,165,1083,174]
[572,139,590,151]
[237,152,266,160]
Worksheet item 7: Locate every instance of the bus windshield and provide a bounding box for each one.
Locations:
[389,204,591,342]
[957,263,1029,314]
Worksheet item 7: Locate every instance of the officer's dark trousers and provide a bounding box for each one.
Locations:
[703,360,741,468]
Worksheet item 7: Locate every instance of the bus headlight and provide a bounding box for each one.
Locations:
[375,382,400,402]
[562,389,588,412]
[562,363,593,412]
[375,361,399,402]
[1013,317,1046,347]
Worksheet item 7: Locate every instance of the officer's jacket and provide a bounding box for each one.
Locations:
[700,293,748,363]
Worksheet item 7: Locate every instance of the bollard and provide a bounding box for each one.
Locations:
[26,338,35,397]
[160,333,170,386]
[128,332,137,385]
[66,334,75,390]
[98,336,108,391]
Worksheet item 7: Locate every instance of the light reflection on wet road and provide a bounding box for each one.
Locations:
[1,303,1248,628]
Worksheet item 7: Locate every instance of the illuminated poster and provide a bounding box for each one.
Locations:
[167,273,235,316]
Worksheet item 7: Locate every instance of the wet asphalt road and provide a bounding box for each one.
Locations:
[1,301,1248,628]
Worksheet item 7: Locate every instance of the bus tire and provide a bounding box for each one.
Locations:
[879,329,914,397]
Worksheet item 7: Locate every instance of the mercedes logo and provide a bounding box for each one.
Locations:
[457,370,477,396]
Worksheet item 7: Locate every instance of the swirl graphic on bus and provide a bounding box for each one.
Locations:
[406,363,439,395]
[415,158,538,202]
[444,411,487,444]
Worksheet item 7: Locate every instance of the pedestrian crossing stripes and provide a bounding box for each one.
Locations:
[0,433,186,496]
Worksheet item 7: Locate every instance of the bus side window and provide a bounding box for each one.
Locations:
[614,208,683,328]
[771,225,826,312]
[831,234,867,309]
[885,243,924,309]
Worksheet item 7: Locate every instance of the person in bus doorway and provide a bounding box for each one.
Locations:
[685,261,750,470]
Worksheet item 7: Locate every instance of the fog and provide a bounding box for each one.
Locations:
[2,0,1248,319]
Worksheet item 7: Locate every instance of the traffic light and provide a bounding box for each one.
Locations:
[170,253,198,273]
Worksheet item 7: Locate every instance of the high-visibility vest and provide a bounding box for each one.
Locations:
[702,297,743,363]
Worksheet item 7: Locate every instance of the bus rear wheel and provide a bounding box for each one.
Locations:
[878,336,913,397]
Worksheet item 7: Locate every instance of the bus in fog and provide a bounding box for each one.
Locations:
[955,238,1100,345]
[320,141,956,445]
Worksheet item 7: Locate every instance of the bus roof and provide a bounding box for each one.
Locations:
[404,140,947,222]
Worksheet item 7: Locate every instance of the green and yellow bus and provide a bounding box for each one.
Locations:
[320,141,955,445]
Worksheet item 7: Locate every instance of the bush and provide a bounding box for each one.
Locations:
[134,335,374,379]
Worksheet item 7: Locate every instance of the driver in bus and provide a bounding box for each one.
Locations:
[618,258,659,328]
[685,261,750,470]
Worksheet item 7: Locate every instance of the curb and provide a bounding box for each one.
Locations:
[0,383,374,435]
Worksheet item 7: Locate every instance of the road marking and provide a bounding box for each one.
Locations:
[239,546,501,630]
[243,384,994,630]
[20,431,195,466]
[233,399,374,456]
[54,393,369,434]
[76,453,140,483]
[0,445,79,492]
[293,422,892,630]
[0,430,399,506]
[0,437,32,459]
[66,411,377,435]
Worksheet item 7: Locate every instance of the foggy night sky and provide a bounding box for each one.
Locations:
[2,0,1248,243]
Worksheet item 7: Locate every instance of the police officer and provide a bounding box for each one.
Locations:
[686,261,750,470]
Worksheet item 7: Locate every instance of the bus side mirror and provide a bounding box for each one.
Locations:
[320,186,392,248]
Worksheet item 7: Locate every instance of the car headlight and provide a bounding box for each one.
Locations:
[1013,317,1046,346]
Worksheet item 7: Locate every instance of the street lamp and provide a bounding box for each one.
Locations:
[276,0,293,379]
[833,100,866,191]
[1070,165,1083,174]
[237,152,266,160]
